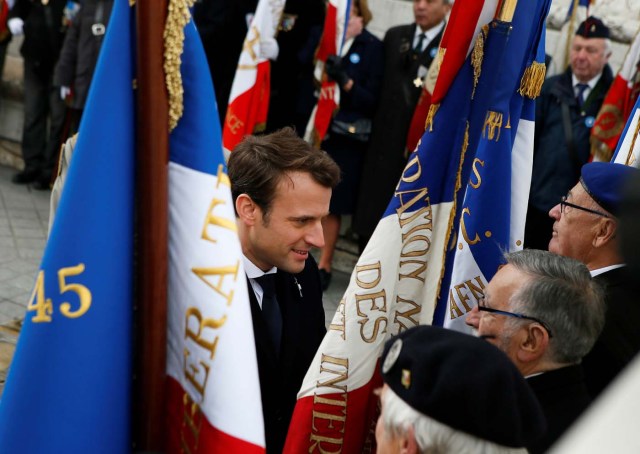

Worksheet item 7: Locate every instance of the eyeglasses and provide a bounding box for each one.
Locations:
[560,196,610,218]
[478,299,553,338]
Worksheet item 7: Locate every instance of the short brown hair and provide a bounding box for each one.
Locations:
[228,127,341,217]
[355,0,373,27]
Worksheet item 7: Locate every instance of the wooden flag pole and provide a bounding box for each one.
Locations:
[133,0,170,450]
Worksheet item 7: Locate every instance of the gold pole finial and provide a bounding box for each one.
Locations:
[497,0,518,22]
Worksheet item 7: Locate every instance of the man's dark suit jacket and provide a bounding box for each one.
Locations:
[247,256,326,453]
[354,22,444,240]
[526,365,592,454]
[583,266,640,398]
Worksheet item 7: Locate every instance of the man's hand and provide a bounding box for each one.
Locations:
[325,55,350,88]
[8,18,24,36]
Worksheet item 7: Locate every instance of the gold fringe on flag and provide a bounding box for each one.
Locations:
[518,61,546,98]
[483,111,503,141]
[437,121,470,298]
[471,26,488,99]
[425,103,441,132]
[626,116,640,166]
[164,0,195,131]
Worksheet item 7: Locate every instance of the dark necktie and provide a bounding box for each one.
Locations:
[575,83,589,107]
[414,32,426,54]
[255,273,282,355]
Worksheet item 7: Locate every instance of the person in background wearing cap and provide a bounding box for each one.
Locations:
[548,161,640,398]
[465,249,605,453]
[525,16,613,250]
[375,325,545,453]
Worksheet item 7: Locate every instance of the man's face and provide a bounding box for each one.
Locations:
[548,183,602,262]
[375,385,403,454]
[474,265,526,362]
[570,35,610,82]
[413,0,449,32]
[244,171,330,274]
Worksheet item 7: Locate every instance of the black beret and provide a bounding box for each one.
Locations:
[380,326,545,448]
[580,162,640,216]
[576,16,610,39]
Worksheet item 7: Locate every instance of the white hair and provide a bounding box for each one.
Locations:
[381,387,528,454]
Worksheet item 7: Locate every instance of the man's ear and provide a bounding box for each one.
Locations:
[236,194,258,226]
[593,218,616,248]
[517,324,548,364]
[399,425,420,454]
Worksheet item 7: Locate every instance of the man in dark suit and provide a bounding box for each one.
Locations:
[525,17,613,250]
[465,249,606,453]
[548,161,640,398]
[227,127,341,454]
[353,0,450,250]
[8,0,68,189]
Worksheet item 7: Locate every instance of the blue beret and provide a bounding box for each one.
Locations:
[580,162,640,216]
[380,326,545,448]
[576,16,610,39]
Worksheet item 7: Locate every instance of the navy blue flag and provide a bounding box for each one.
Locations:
[0,0,134,451]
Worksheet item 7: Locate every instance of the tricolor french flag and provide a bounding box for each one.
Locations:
[223,0,286,156]
[303,0,351,146]
[591,30,640,163]
[165,13,265,454]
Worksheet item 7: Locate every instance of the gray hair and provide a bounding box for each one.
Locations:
[381,387,528,454]
[504,249,605,365]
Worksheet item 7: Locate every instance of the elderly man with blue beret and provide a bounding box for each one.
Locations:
[375,325,545,453]
[548,161,640,398]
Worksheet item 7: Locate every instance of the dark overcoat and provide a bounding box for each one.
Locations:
[53,0,114,110]
[583,267,640,398]
[529,65,614,213]
[247,256,326,454]
[353,23,443,239]
[526,365,592,454]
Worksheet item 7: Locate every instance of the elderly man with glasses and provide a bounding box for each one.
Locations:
[466,249,605,453]
[548,161,640,399]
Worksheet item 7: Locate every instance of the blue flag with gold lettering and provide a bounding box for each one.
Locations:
[0,0,134,451]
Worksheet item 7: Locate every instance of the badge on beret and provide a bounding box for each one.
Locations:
[349,53,361,64]
[382,339,403,373]
[401,369,411,389]
[585,116,595,128]
[430,47,438,58]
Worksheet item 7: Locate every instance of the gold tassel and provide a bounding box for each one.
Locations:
[471,26,488,99]
[425,103,440,132]
[483,111,503,142]
[518,62,546,98]
[164,0,195,131]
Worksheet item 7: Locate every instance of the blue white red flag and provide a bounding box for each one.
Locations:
[303,0,351,146]
[0,0,135,451]
[283,0,532,452]
[163,8,265,454]
[223,0,286,155]
[440,2,552,330]
[610,94,640,167]
[591,29,640,163]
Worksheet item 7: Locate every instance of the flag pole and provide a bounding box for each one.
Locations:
[133,0,170,450]
[497,0,517,22]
